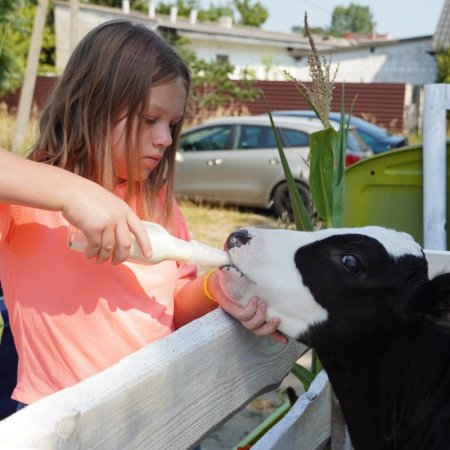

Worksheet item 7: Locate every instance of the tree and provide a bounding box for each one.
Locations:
[12,0,49,153]
[151,0,198,16]
[436,48,450,83]
[330,3,374,35]
[159,29,261,125]
[14,2,56,73]
[85,0,121,6]
[233,0,268,27]
[149,0,267,27]
[0,0,30,95]
[187,58,261,123]
[197,4,234,22]
[144,0,234,22]
[291,25,327,35]
[0,0,55,96]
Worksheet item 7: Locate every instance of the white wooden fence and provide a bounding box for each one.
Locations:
[0,250,448,450]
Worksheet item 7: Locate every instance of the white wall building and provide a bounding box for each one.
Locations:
[54,1,437,85]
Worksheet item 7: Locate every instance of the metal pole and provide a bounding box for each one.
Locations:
[423,84,450,250]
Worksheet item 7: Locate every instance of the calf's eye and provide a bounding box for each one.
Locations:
[342,255,362,274]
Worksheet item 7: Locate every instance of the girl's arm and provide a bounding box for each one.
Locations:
[0,148,151,263]
[174,270,288,344]
[173,275,217,329]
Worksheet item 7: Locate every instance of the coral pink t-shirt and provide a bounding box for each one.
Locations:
[0,188,195,404]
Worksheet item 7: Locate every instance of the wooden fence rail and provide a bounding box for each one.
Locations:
[0,310,305,449]
[0,250,448,449]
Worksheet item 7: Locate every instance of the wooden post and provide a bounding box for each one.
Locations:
[423,84,450,250]
[70,0,79,52]
[12,0,49,154]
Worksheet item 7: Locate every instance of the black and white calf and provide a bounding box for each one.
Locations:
[219,226,450,450]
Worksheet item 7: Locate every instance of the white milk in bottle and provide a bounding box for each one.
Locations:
[68,221,231,266]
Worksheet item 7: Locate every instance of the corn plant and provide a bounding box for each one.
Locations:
[271,13,354,389]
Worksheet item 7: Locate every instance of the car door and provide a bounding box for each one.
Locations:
[175,124,235,200]
[219,125,310,207]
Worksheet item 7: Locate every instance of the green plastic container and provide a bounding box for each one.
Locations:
[342,142,450,248]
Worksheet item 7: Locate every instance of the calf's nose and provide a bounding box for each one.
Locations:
[226,229,252,250]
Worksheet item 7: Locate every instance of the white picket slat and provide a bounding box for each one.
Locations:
[425,249,450,276]
[253,370,331,450]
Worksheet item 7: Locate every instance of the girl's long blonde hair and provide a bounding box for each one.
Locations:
[29,19,191,227]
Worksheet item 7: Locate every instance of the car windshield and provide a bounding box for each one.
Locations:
[180,125,233,151]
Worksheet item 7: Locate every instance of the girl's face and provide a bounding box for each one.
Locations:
[112,77,187,183]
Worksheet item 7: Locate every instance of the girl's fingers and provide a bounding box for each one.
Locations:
[96,226,116,263]
[239,301,270,330]
[127,214,152,258]
[243,314,289,345]
[270,331,289,345]
[82,229,103,260]
[111,222,133,264]
[76,210,152,265]
[219,295,259,322]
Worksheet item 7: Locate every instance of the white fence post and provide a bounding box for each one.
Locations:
[423,84,450,250]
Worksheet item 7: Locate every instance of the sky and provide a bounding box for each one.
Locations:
[261,0,444,38]
[159,0,445,39]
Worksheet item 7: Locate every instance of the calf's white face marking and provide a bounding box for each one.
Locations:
[218,226,423,339]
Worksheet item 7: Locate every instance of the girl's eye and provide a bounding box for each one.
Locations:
[342,255,362,274]
[144,117,156,125]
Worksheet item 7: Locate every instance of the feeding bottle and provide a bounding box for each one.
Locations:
[68,221,231,266]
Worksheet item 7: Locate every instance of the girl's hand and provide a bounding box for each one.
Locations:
[0,149,152,265]
[61,178,152,264]
[207,270,288,344]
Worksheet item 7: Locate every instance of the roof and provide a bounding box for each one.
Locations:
[156,17,347,54]
[431,0,450,51]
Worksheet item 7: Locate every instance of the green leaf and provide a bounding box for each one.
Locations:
[309,128,339,226]
[233,400,291,448]
[331,85,357,227]
[268,110,313,231]
[331,128,345,228]
[290,363,316,391]
[311,350,323,375]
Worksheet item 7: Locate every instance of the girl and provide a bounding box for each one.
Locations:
[0,20,284,407]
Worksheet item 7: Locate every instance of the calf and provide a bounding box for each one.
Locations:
[218,226,450,450]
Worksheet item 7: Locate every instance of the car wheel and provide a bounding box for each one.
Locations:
[271,181,311,220]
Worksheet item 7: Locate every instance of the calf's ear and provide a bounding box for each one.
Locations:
[422,273,450,328]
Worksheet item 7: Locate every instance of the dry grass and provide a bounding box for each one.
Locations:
[179,199,280,250]
[0,103,37,154]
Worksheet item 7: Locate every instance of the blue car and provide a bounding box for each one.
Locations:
[0,288,18,419]
[272,110,408,154]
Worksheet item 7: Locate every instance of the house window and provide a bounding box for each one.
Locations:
[216,54,229,64]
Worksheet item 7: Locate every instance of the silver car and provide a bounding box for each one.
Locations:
[175,115,370,217]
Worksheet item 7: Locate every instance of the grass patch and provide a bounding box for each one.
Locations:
[0,103,37,154]
[179,200,279,250]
